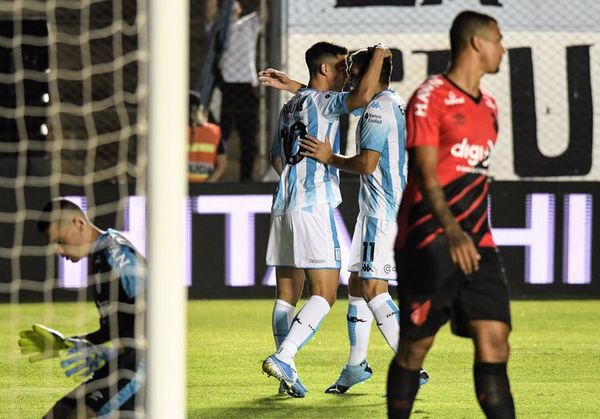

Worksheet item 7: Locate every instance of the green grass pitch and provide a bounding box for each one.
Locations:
[1,299,599,418]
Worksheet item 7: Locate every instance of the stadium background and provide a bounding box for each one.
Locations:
[1,0,598,301]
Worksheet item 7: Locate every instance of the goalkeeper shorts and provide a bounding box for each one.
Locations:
[60,359,144,415]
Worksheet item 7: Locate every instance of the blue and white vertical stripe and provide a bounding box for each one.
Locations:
[271,88,348,215]
[355,89,407,221]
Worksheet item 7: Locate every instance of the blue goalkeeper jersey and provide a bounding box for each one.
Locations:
[87,228,146,369]
[354,89,408,221]
[270,88,349,214]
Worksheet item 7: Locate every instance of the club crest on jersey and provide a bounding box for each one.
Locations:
[444,90,465,106]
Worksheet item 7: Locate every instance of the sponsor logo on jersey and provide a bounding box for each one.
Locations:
[444,90,465,106]
[410,299,432,326]
[414,76,444,117]
[365,112,383,124]
[450,137,494,167]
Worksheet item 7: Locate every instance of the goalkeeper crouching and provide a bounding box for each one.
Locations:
[19,198,146,418]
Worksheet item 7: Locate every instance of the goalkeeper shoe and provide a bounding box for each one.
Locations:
[419,368,429,388]
[325,359,372,394]
[262,355,305,398]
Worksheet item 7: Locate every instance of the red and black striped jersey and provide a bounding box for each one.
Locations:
[396,74,498,250]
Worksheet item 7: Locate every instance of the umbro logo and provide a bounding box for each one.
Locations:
[444,91,465,106]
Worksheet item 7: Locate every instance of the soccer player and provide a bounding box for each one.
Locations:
[299,47,428,394]
[387,11,514,418]
[19,198,145,418]
[261,41,391,397]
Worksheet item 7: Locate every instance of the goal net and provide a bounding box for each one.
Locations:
[0,0,187,417]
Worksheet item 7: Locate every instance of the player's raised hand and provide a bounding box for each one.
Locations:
[259,68,291,90]
[258,68,304,94]
[300,134,333,165]
[19,324,89,363]
[371,43,392,58]
[445,225,480,275]
[59,343,117,382]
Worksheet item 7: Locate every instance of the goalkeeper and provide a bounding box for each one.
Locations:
[19,198,146,418]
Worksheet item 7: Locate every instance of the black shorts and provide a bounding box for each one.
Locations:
[60,358,144,416]
[396,237,511,340]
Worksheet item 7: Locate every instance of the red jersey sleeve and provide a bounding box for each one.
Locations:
[406,77,444,149]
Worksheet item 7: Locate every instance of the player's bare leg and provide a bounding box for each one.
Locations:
[263,268,339,397]
[271,267,307,395]
[470,320,515,418]
[275,267,305,306]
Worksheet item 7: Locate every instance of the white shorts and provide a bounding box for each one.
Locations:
[348,213,397,280]
[266,204,341,269]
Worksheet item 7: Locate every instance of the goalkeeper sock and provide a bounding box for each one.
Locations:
[272,299,295,349]
[275,295,330,364]
[474,362,515,419]
[346,295,373,366]
[368,292,400,352]
[387,359,420,419]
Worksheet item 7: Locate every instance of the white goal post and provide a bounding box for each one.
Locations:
[147,0,188,417]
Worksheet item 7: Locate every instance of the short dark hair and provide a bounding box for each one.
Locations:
[305,41,348,77]
[37,198,85,233]
[450,10,497,57]
[349,48,392,85]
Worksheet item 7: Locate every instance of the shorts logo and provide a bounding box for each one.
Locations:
[335,247,341,262]
[309,259,326,264]
[410,299,432,326]
[361,264,374,272]
[88,391,104,402]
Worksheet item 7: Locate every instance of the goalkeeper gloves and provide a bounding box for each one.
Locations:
[18,324,89,363]
[59,344,118,382]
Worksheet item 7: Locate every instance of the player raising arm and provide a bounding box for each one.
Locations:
[300,47,428,394]
[261,41,390,398]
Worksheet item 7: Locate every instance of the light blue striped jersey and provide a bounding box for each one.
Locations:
[271,88,349,214]
[354,89,408,221]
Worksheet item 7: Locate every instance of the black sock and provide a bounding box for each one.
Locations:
[474,362,515,419]
[387,359,420,419]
